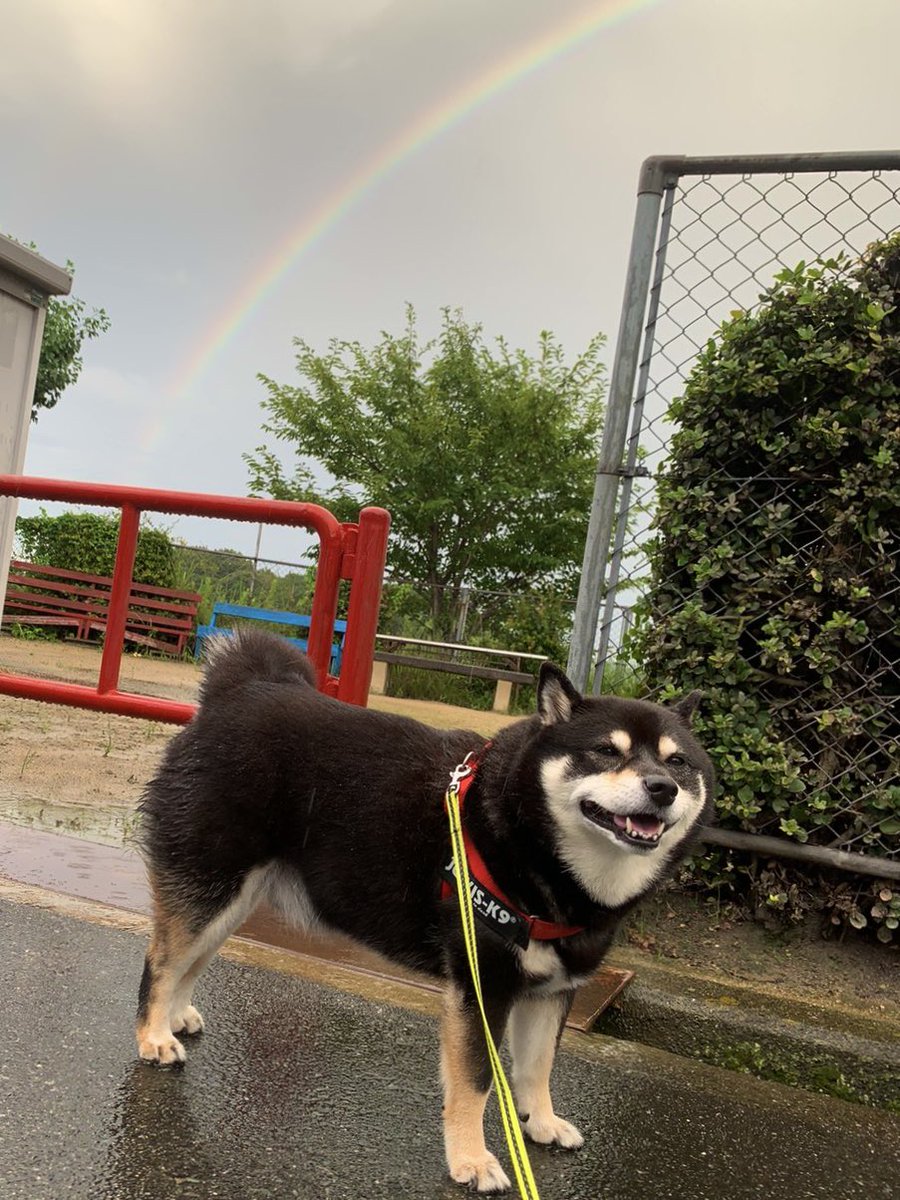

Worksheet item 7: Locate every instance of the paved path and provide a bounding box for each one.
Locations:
[1,894,898,1200]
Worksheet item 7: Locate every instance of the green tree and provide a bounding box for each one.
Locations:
[3,237,111,420]
[246,307,605,638]
[172,543,316,625]
[34,271,111,419]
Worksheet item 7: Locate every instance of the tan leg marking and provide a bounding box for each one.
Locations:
[509,996,583,1149]
[137,867,269,1061]
[167,932,241,1036]
[136,900,196,1065]
[441,985,511,1194]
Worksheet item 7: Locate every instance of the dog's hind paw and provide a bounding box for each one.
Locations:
[137,1032,186,1066]
[449,1153,511,1193]
[171,1005,205,1035]
[523,1114,584,1150]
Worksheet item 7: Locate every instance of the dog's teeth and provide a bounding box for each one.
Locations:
[625,817,634,835]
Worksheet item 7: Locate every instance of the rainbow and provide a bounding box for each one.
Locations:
[153,0,661,446]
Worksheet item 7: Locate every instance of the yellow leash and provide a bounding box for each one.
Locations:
[445,761,541,1200]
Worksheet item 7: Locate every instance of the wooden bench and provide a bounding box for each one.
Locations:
[2,560,201,656]
[194,602,348,674]
[371,635,545,713]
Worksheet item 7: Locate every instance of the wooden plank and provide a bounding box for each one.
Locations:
[5,560,200,651]
[210,601,347,633]
[1,614,84,629]
[130,581,203,603]
[373,651,535,685]
[123,615,195,632]
[566,966,635,1032]
[7,577,113,605]
[4,594,102,618]
[10,582,199,616]
[212,601,313,627]
[9,559,114,588]
[10,561,201,605]
[375,632,545,663]
[7,590,196,629]
[120,629,185,655]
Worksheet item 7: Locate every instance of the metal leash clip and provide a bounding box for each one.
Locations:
[447,752,478,796]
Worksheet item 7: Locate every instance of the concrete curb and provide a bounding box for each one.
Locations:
[601,951,900,1112]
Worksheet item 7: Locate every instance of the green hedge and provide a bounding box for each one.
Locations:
[632,235,900,937]
[15,511,176,589]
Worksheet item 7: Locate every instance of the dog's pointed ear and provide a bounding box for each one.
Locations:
[670,689,704,725]
[538,663,582,726]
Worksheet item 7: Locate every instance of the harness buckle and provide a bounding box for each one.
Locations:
[447,752,478,794]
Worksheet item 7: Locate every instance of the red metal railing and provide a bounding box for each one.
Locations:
[0,475,390,721]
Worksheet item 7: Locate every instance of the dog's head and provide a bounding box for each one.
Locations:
[528,663,715,907]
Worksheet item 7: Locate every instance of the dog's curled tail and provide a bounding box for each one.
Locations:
[198,628,317,706]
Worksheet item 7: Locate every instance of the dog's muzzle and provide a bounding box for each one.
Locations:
[579,800,669,849]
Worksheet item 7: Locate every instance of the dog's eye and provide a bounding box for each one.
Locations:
[666,754,687,767]
[596,745,620,758]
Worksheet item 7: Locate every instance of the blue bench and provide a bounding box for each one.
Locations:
[194,602,347,674]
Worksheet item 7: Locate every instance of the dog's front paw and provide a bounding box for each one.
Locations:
[137,1032,186,1066]
[523,1114,584,1150]
[449,1152,511,1193]
[171,1005,204,1035]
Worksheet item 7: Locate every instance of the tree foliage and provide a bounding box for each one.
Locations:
[173,544,315,626]
[34,279,110,419]
[632,235,900,932]
[245,307,605,638]
[3,240,112,420]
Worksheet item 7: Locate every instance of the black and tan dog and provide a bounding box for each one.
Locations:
[136,630,714,1192]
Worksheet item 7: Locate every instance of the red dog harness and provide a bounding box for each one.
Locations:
[440,752,585,947]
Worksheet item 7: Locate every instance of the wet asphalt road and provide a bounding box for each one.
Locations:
[1,897,898,1200]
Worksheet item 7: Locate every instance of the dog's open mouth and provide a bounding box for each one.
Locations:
[579,800,666,849]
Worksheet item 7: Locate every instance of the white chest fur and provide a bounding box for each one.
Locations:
[517,940,583,995]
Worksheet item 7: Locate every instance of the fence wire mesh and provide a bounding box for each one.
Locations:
[594,158,900,866]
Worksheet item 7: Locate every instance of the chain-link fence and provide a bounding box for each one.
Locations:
[570,153,900,879]
[173,543,316,625]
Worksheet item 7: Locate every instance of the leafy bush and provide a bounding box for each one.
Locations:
[15,511,176,588]
[632,235,900,930]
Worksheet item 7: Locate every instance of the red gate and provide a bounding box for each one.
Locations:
[0,475,390,722]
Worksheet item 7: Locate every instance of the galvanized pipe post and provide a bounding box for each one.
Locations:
[591,181,676,693]
[567,159,671,691]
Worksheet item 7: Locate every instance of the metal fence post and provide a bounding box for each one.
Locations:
[567,159,671,690]
[591,181,675,692]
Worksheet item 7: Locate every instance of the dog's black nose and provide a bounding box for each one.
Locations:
[643,775,677,807]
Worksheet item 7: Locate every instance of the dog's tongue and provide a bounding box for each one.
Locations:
[614,814,663,835]
[633,814,663,835]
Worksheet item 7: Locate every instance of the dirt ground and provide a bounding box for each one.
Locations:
[1,634,897,1017]
[0,637,517,840]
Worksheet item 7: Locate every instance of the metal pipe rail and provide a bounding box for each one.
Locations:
[0,474,390,719]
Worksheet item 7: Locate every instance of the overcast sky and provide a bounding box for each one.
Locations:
[3,0,899,564]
